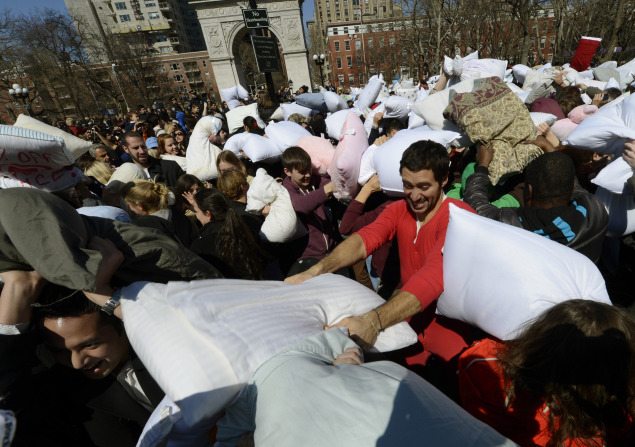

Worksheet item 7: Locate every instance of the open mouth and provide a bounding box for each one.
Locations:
[84,359,105,374]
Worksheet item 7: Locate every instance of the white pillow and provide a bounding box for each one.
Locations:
[591,157,633,194]
[595,186,635,236]
[358,143,378,185]
[437,205,611,340]
[460,59,507,82]
[363,103,385,137]
[226,99,242,110]
[14,114,91,160]
[411,77,477,133]
[160,154,187,171]
[77,205,131,223]
[295,93,327,111]
[264,121,311,151]
[530,112,558,126]
[241,134,282,163]
[0,125,82,191]
[246,168,304,242]
[443,51,479,78]
[564,94,635,154]
[220,85,249,103]
[617,57,635,85]
[223,132,250,155]
[269,106,284,121]
[355,74,385,114]
[416,88,429,102]
[185,116,223,180]
[373,128,461,195]
[225,103,265,134]
[383,96,412,120]
[512,64,531,85]
[325,109,351,140]
[394,87,418,102]
[323,91,347,112]
[120,274,418,426]
[281,102,312,121]
[407,112,426,129]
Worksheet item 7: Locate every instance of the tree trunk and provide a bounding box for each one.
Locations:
[601,0,628,61]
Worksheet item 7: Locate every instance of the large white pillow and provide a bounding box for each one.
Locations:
[225,103,265,134]
[120,274,418,426]
[383,96,412,120]
[323,91,347,112]
[591,157,634,194]
[325,109,351,140]
[0,125,82,191]
[269,106,284,121]
[443,51,479,78]
[358,143,378,184]
[530,112,558,126]
[295,93,327,111]
[355,74,385,114]
[14,114,91,160]
[241,134,282,162]
[281,102,312,120]
[222,132,250,155]
[373,128,461,195]
[220,85,249,103]
[407,112,426,129]
[264,121,311,151]
[595,186,635,236]
[363,103,385,137]
[160,154,187,171]
[246,168,304,242]
[437,205,611,340]
[460,59,507,82]
[185,116,223,180]
[564,94,635,154]
[617,57,635,85]
[512,64,531,85]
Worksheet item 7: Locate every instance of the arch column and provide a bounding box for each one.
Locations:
[192,0,311,92]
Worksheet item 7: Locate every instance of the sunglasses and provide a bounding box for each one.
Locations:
[175,132,184,136]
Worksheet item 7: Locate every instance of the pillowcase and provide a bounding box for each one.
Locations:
[281,102,312,121]
[14,114,91,160]
[323,91,347,112]
[185,116,224,180]
[264,121,311,151]
[223,132,250,155]
[328,112,368,200]
[363,103,385,137]
[269,106,284,121]
[550,118,578,141]
[220,85,249,103]
[383,96,412,120]
[568,104,599,124]
[226,103,265,134]
[297,136,336,175]
[564,94,635,154]
[0,125,82,191]
[530,112,558,126]
[295,93,327,112]
[355,74,385,114]
[357,143,378,185]
[241,134,282,162]
[325,109,351,140]
[407,112,426,129]
[120,274,418,426]
[436,205,611,340]
[591,156,633,194]
[460,58,507,82]
[246,168,305,242]
[373,128,461,195]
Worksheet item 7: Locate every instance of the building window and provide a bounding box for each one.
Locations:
[171,63,179,70]
[347,56,352,67]
[353,0,359,5]
[355,39,361,50]
[343,27,348,34]
[175,74,184,83]
[335,41,340,52]
[379,37,384,48]
[336,57,342,69]
[149,12,160,20]
[348,74,355,84]
[333,28,339,35]
[145,2,157,7]
[367,38,373,48]
[345,40,350,51]
[338,74,345,85]
[389,37,396,46]
[119,14,131,22]
[359,73,364,84]
[354,25,359,33]
[115,2,127,10]
[356,55,362,65]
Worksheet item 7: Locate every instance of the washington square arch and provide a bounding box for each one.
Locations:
[190,0,312,92]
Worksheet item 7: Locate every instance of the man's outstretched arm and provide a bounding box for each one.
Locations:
[284,233,367,284]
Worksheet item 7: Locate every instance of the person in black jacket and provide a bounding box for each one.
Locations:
[123,131,184,187]
[463,145,608,262]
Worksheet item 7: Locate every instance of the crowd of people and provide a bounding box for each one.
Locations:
[1,48,635,447]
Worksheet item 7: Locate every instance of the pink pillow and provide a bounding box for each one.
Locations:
[568,104,599,124]
[297,136,336,175]
[551,118,578,141]
[327,112,369,200]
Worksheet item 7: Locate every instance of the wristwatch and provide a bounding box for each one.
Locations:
[101,289,122,316]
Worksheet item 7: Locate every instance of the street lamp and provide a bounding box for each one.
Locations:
[7,83,32,116]
[111,63,130,113]
[312,53,326,88]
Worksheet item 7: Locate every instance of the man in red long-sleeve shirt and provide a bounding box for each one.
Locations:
[286,140,475,366]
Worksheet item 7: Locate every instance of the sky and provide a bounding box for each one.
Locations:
[3,0,316,25]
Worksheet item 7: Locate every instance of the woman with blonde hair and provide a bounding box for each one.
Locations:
[123,180,196,246]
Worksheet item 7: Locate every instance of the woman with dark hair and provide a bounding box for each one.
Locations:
[190,189,266,280]
[243,116,264,135]
[173,129,188,155]
[459,300,635,447]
